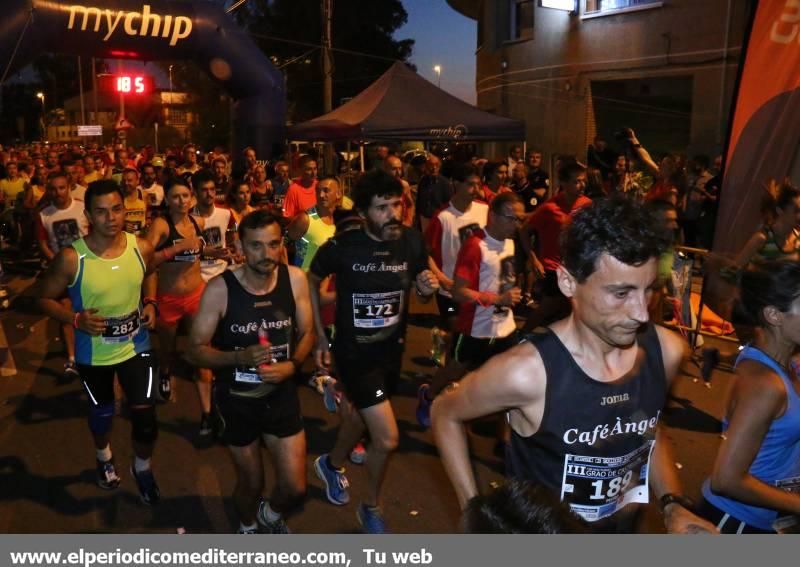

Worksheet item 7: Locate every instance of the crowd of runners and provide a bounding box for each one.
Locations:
[2,133,800,534]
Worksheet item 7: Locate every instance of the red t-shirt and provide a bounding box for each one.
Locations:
[526,193,592,272]
[283,180,317,218]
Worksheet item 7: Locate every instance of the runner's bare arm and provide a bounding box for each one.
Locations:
[710,362,800,515]
[135,238,158,328]
[432,341,545,509]
[285,212,310,242]
[36,248,106,334]
[735,231,767,267]
[185,276,243,368]
[650,325,718,533]
[144,218,171,267]
[36,247,79,324]
[258,266,315,383]
[427,256,452,290]
[307,270,331,369]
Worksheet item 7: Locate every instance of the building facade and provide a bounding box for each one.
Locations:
[447,0,751,165]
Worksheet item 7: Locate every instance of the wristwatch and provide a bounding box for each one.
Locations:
[659,493,694,513]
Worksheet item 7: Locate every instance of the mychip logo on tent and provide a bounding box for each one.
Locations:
[66,4,193,46]
[429,124,468,140]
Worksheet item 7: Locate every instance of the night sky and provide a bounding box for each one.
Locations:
[397,0,477,104]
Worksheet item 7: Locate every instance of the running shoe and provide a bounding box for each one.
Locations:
[237,526,259,534]
[349,442,366,465]
[96,458,121,490]
[130,464,161,506]
[313,454,350,505]
[63,361,80,382]
[256,498,291,534]
[323,378,340,413]
[198,412,213,437]
[357,503,388,534]
[416,383,432,429]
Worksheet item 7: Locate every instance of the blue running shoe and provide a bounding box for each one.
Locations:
[314,454,350,505]
[130,464,161,506]
[357,503,389,534]
[416,383,432,429]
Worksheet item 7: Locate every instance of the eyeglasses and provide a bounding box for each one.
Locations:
[498,213,526,225]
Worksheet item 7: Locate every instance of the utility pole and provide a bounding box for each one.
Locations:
[91,58,99,142]
[78,56,87,145]
[321,0,334,174]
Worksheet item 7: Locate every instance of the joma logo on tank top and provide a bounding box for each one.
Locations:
[600,393,630,406]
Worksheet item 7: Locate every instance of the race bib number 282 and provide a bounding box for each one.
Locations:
[560,440,655,523]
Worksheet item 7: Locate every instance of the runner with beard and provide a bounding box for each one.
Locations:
[309,170,439,533]
[187,210,313,533]
[432,197,718,534]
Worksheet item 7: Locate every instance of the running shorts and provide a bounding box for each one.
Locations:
[214,381,304,447]
[157,283,205,326]
[78,350,158,407]
[333,344,403,410]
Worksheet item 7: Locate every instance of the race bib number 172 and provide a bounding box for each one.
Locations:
[352,291,403,329]
[560,440,655,523]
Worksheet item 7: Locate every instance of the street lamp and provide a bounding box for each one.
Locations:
[433,65,442,88]
[36,92,46,139]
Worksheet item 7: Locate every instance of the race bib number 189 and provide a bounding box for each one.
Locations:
[560,440,654,523]
[352,291,403,329]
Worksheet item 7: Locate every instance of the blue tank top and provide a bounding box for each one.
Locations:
[702,346,800,530]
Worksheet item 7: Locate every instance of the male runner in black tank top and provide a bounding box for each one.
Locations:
[186,210,314,534]
[432,198,718,534]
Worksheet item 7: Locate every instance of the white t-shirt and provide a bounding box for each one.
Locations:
[141,183,164,207]
[38,199,89,253]
[195,205,233,282]
[426,200,489,298]
[453,230,516,339]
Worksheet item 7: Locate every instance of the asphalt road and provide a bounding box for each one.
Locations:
[0,264,739,534]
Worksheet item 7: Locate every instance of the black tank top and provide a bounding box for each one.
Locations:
[508,324,667,526]
[156,215,203,262]
[212,266,296,397]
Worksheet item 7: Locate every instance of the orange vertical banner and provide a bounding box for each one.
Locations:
[714,0,800,255]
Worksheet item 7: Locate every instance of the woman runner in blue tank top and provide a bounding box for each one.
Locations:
[699,260,800,533]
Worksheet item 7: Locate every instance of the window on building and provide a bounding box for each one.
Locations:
[509,0,534,41]
[168,108,188,125]
[585,0,660,14]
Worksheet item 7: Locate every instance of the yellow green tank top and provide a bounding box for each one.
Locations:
[124,189,147,235]
[68,232,151,366]
[294,207,335,271]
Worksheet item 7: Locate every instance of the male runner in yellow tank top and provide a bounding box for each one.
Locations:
[37,179,162,505]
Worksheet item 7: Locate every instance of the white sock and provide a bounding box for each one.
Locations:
[96,445,112,463]
[134,456,151,473]
[239,521,258,532]
[263,501,282,522]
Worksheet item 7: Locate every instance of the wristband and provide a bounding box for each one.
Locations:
[659,493,694,514]
[142,297,159,316]
[72,311,80,329]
